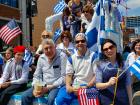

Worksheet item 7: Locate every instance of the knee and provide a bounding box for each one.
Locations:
[54,95,64,105]
[21,92,28,101]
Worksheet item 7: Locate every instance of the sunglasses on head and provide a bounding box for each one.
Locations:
[75,40,86,44]
[103,45,115,52]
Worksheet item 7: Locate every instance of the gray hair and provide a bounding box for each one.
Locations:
[41,38,55,46]
[74,33,87,42]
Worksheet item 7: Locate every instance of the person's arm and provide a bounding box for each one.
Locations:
[96,77,117,89]
[126,85,132,105]
[87,74,95,87]
[0,61,11,84]
[52,52,67,87]
[95,61,117,89]
[32,57,43,86]
[66,74,73,93]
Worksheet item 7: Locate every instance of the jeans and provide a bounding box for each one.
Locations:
[21,87,59,105]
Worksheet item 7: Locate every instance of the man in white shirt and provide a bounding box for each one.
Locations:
[0,45,29,105]
[54,33,97,105]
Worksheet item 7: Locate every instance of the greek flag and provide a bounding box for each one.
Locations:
[53,0,67,14]
[129,57,140,80]
[97,0,107,57]
[53,28,62,43]
[85,1,100,51]
[24,49,33,66]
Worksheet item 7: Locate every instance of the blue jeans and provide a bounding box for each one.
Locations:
[54,86,78,105]
[21,87,59,105]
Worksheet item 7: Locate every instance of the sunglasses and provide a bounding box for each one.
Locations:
[42,35,50,38]
[83,11,89,13]
[63,36,69,38]
[103,45,115,52]
[75,40,86,44]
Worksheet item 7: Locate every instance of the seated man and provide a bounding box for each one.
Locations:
[0,45,29,105]
[54,33,97,104]
[21,38,67,105]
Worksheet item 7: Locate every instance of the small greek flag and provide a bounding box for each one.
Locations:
[53,0,67,14]
[129,57,140,80]
[53,28,62,43]
[24,49,33,66]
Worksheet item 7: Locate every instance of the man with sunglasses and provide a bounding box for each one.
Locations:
[54,33,97,105]
[36,30,52,55]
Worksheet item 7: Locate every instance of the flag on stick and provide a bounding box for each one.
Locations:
[53,28,62,43]
[0,19,22,44]
[128,57,140,79]
[53,0,67,14]
[78,88,100,105]
[118,57,140,80]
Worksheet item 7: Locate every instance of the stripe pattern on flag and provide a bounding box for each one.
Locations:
[53,28,62,43]
[53,0,67,14]
[0,19,22,44]
[24,49,33,66]
[78,88,100,105]
[129,57,140,80]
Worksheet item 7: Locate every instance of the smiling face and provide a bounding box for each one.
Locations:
[102,42,117,59]
[5,50,12,60]
[75,34,87,52]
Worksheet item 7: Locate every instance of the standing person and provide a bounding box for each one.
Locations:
[81,4,94,33]
[21,39,67,105]
[0,45,29,105]
[95,39,132,105]
[54,33,97,104]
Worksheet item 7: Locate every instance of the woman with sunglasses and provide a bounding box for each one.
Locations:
[56,31,75,57]
[95,39,132,105]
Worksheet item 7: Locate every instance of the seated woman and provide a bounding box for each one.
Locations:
[56,30,75,57]
[95,39,132,105]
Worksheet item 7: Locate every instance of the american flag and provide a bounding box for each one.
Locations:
[78,88,100,105]
[128,57,140,80]
[53,0,67,14]
[0,19,22,44]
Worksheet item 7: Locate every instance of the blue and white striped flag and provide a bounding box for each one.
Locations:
[85,1,100,51]
[97,0,106,56]
[53,28,62,43]
[24,49,33,66]
[53,0,67,14]
[129,57,140,80]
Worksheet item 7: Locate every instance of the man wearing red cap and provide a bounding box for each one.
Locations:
[0,45,29,105]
